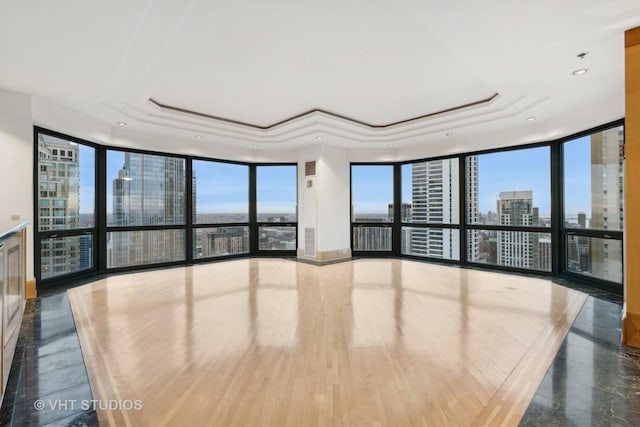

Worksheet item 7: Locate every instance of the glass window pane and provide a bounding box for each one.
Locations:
[353,226,392,251]
[107,151,186,226]
[564,126,624,231]
[258,226,297,250]
[40,235,93,279]
[194,226,249,259]
[37,134,95,231]
[107,230,185,268]
[566,235,622,284]
[352,165,393,222]
[401,227,460,260]
[468,230,552,271]
[466,148,550,227]
[193,161,249,224]
[257,166,297,222]
[401,159,459,224]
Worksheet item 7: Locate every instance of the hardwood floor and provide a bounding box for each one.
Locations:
[68,258,586,426]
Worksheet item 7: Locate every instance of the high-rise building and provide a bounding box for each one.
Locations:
[590,127,624,282]
[538,237,552,272]
[407,159,460,259]
[497,191,535,269]
[388,203,412,222]
[566,212,591,274]
[37,135,82,278]
[466,156,479,262]
[199,227,249,258]
[353,226,392,251]
[109,153,186,267]
[577,212,587,228]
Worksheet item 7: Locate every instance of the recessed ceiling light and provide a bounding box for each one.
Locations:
[253,145,260,149]
[572,68,588,76]
[194,135,203,139]
[527,117,536,121]
[316,136,323,140]
[388,144,395,148]
[117,122,127,126]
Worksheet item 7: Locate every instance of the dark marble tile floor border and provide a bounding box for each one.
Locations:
[520,279,640,426]
[0,289,98,426]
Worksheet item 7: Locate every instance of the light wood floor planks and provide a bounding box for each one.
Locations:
[68,258,586,426]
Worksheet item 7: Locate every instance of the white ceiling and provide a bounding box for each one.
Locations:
[1,0,639,158]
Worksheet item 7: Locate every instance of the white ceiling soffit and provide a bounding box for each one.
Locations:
[1,0,639,152]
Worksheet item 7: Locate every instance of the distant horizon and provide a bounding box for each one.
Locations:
[73,133,613,221]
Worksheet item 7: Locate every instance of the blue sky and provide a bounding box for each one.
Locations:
[352,165,394,214]
[563,135,592,217]
[256,165,297,213]
[79,139,592,218]
[100,154,296,214]
[475,146,551,217]
[355,141,592,218]
[193,160,249,213]
[192,161,298,214]
[78,145,95,214]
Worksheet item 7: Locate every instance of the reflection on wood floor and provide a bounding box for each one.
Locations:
[68,258,586,426]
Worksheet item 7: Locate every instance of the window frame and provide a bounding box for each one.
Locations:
[34,119,624,295]
[350,163,396,256]
[557,122,625,292]
[34,129,299,288]
[33,127,100,284]
[462,144,554,274]
[254,163,298,257]
[399,156,463,264]
[191,157,251,262]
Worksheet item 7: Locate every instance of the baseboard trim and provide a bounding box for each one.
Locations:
[297,248,352,265]
[622,311,640,348]
[26,279,37,299]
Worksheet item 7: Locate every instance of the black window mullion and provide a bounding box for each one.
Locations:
[32,127,41,284]
[565,229,623,240]
[249,165,257,255]
[34,127,100,287]
[186,157,193,263]
[465,224,551,233]
[97,145,107,273]
[551,142,562,275]
[193,222,250,229]
[459,154,467,264]
[393,163,401,255]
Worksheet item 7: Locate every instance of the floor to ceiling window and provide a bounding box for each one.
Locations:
[465,147,552,272]
[35,130,97,281]
[256,165,297,253]
[400,158,461,261]
[192,160,250,259]
[34,120,624,294]
[562,124,624,287]
[106,150,187,269]
[351,165,394,253]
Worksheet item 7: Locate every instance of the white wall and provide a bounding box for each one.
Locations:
[316,145,350,252]
[297,144,351,256]
[297,146,321,254]
[0,88,34,280]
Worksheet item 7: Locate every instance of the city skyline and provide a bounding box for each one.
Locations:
[80,138,600,220]
[350,143,599,220]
